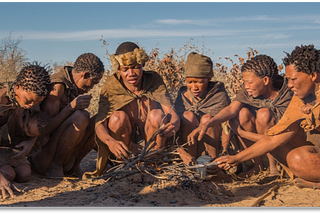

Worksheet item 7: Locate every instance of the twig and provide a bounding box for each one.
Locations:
[91,124,165,180]
[250,185,279,207]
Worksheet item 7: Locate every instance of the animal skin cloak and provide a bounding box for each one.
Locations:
[83,70,173,179]
[50,66,80,103]
[174,81,230,119]
[233,76,293,123]
[266,92,320,147]
[95,70,173,128]
[263,91,320,179]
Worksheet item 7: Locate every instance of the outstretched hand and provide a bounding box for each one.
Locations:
[187,123,209,145]
[215,155,239,171]
[107,140,130,160]
[12,138,36,159]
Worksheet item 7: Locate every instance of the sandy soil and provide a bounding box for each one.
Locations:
[1,150,320,207]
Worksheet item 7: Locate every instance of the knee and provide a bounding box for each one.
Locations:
[182,111,198,124]
[14,164,31,183]
[199,114,212,124]
[147,109,165,127]
[73,110,90,130]
[0,165,16,182]
[287,148,303,172]
[256,108,275,127]
[286,146,317,175]
[238,108,253,125]
[108,111,130,130]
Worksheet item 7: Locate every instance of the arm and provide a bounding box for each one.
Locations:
[188,100,243,144]
[158,104,180,138]
[12,137,37,159]
[41,83,92,132]
[228,118,264,142]
[215,121,300,169]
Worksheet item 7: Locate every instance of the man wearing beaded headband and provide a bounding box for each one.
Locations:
[83,42,180,179]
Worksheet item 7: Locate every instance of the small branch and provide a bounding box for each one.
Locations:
[250,185,279,207]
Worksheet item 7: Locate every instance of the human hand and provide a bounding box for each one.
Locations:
[215,155,239,171]
[107,140,130,160]
[301,103,313,114]
[158,122,178,138]
[70,94,92,110]
[12,138,36,159]
[0,171,14,199]
[187,123,209,145]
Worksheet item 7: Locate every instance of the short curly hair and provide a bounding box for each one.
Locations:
[16,62,52,97]
[241,54,278,82]
[73,53,105,78]
[283,44,320,74]
[33,111,52,135]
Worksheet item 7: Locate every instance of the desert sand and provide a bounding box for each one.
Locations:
[1,149,320,208]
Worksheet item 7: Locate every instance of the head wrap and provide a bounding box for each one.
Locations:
[110,48,149,71]
[184,52,213,79]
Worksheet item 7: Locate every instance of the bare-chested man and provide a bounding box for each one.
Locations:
[216,44,320,189]
[188,54,293,177]
[0,63,51,198]
[83,42,180,178]
[31,53,105,178]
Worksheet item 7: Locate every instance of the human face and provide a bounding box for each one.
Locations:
[242,72,267,98]
[118,64,143,88]
[185,77,209,99]
[286,64,316,99]
[15,86,45,109]
[78,72,103,94]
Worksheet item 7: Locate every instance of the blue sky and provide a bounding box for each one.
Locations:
[1,2,320,72]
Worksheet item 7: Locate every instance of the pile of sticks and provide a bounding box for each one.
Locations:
[91,125,213,183]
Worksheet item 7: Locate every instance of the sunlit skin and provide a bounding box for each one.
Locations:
[215,63,320,188]
[118,64,143,93]
[94,63,180,161]
[187,71,281,177]
[242,71,278,99]
[74,72,103,94]
[286,64,317,99]
[185,77,209,99]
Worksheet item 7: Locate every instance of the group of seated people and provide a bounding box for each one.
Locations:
[1,41,320,199]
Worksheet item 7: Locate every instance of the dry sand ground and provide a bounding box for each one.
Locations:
[1,150,320,207]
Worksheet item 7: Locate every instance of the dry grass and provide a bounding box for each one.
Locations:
[1,35,284,115]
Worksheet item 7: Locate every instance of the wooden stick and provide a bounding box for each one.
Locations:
[250,185,279,207]
[91,124,165,180]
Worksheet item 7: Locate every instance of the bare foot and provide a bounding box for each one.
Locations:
[294,178,320,189]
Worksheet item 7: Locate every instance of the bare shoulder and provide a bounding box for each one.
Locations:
[49,83,66,98]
